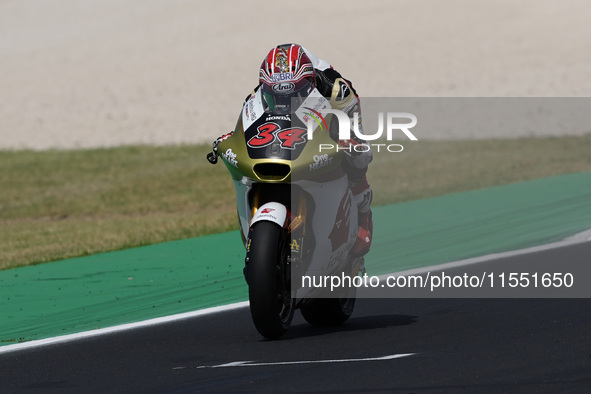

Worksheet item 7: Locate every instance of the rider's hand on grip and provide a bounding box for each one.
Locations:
[338,139,373,170]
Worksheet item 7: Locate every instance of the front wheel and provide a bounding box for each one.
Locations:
[246,221,294,339]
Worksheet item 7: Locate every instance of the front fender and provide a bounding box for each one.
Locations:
[250,202,287,228]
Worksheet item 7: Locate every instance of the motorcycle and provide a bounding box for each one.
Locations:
[207,85,364,339]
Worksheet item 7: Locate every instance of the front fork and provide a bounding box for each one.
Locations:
[243,186,311,286]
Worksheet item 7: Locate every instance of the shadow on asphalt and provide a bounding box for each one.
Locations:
[278,313,418,340]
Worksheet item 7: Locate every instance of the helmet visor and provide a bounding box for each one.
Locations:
[261,78,313,115]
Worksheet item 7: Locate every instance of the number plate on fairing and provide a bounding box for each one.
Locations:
[244,114,309,160]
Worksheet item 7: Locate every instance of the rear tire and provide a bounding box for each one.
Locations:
[247,221,294,339]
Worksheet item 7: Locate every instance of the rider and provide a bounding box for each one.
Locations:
[217,43,373,257]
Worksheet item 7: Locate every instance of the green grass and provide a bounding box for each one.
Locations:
[0,145,237,270]
[370,135,591,205]
[1,135,590,270]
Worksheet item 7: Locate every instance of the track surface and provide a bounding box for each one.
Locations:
[1,244,590,393]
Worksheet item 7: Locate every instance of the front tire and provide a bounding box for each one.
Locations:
[247,221,294,339]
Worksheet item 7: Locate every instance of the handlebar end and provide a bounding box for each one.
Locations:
[207,152,218,164]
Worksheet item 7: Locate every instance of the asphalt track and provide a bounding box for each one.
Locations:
[1,243,590,393]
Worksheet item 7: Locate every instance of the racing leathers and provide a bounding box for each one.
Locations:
[307,50,373,257]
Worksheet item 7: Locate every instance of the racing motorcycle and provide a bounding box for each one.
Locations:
[207,85,364,339]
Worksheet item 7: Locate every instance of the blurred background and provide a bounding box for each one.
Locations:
[1,0,590,150]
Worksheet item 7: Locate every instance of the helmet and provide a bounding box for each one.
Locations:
[259,44,315,113]
[259,43,315,89]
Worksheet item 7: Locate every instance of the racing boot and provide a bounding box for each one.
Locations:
[350,176,373,257]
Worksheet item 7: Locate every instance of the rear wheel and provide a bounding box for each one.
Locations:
[247,221,294,339]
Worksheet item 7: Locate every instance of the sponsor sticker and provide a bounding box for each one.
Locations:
[272,72,294,82]
[272,82,295,93]
[242,89,265,130]
[288,216,303,233]
[294,88,332,133]
[290,239,300,251]
[266,115,291,122]
[309,154,333,171]
[221,148,238,168]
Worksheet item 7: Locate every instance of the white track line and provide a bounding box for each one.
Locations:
[2,229,589,355]
[0,301,249,355]
[377,228,591,281]
[182,353,415,369]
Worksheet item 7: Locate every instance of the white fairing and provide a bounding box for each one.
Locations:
[234,178,251,241]
[299,176,358,275]
[250,202,287,228]
[241,88,265,131]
